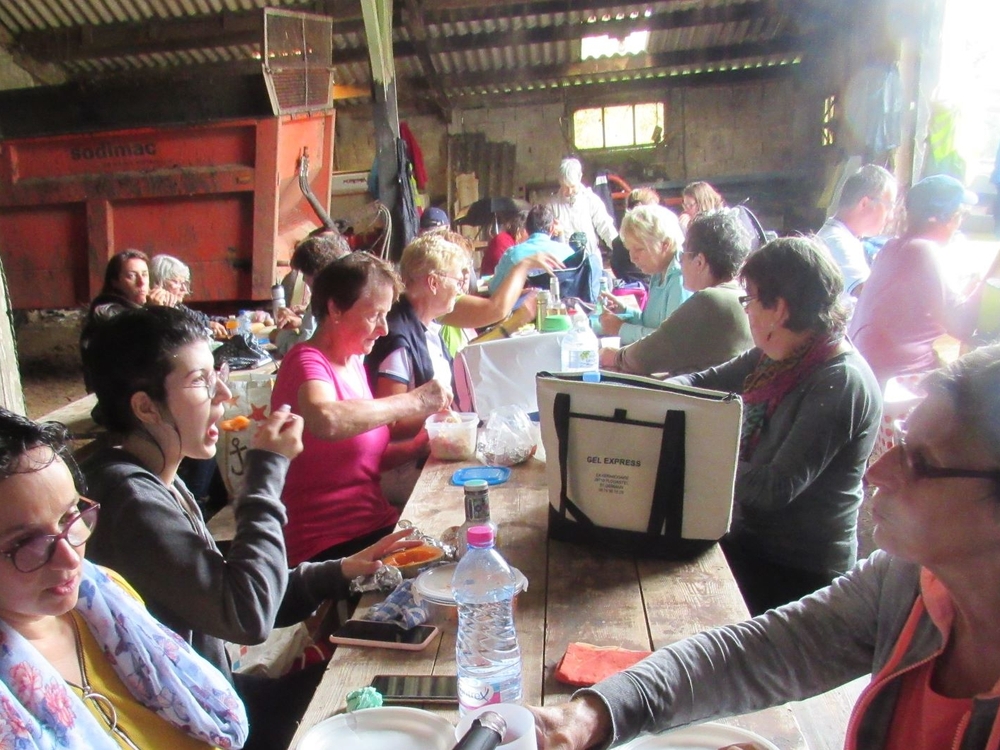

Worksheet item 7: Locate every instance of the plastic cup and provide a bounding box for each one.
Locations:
[455,703,537,750]
[425,412,478,461]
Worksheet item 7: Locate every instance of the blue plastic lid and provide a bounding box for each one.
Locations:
[450,466,512,486]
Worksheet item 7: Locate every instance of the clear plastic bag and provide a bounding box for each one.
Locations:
[478,405,537,466]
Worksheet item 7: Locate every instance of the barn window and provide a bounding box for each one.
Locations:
[822,94,837,146]
[574,103,664,150]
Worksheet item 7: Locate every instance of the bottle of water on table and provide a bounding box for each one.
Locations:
[453,525,522,714]
[561,310,600,372]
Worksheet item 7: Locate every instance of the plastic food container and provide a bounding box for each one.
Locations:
[425,412,478,461]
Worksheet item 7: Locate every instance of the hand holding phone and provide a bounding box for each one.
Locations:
[328,620,440,651]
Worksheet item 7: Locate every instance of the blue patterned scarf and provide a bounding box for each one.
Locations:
[0,560,247,749]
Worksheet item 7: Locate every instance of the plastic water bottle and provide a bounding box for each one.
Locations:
[453,526,522,714]
[271,283,285,321]
[560,310,599,372]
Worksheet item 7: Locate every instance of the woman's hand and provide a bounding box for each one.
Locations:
[147,286,182,307]
[600,292,624,314]
[523,252,567,275]
[340,528,421,580]
[599,311,625,336]
[598,347,619,368]
[252,405,304,460]
[276,306,303,330]
[413,379,452,415]
[209,320,228,339]
[528,695,612,750]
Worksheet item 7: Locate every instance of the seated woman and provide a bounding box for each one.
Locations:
[149,254,228,338]
[433,230,564,354]
[609,188,659,285]
[0,408,246,749]
[81,305,416,750]
[600,210,754,376]
[669,237,881,614]
[532,344,1000,750]
[270,253,451,566]
[366,233,468,439]
[481,210,527,277]
[678,180,726,234]
[81,250,178,391]
[599,204,688,345]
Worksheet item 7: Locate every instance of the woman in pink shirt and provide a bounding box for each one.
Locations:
[271,253,451,565]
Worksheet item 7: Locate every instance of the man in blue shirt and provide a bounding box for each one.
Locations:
[489,204,574,294]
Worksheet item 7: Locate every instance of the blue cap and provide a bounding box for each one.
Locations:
[906,175,978,222]
[420,206,450,230]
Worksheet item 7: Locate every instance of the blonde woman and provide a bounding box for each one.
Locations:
[600,204,688,345]
[366,232,469,439]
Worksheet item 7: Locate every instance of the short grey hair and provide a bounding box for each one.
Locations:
[925,343,1000,490]
[836,164,896,211]
[620,204,685,256]
[149,254,190,287]
[559,157,583,188]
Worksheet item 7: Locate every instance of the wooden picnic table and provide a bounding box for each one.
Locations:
[289,456,814,749]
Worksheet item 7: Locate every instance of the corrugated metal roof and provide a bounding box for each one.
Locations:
[1,0,823,110]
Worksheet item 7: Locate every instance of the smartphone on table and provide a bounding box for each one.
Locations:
[327,619,440,651]
[370,674,459,705]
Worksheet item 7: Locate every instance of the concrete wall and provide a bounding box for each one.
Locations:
[329,75,821,225]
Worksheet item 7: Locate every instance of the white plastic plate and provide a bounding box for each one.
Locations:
[617,722,780,750]
[413,563,528,606]
[297,706,455,750]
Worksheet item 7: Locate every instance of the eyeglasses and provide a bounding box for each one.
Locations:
[738,295,756,308]
[168,278,192,294]
[2,499,100,573]
[432,270,469,286]
[185,362,230,401]
[892,421,1000,483]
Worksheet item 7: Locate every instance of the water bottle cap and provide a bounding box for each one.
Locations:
[463,479,489,490]
[466,525,495,546]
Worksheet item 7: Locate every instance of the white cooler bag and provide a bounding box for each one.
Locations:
[536,372,743,558]
[454,332,563,416]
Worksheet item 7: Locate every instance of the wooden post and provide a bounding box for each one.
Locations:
[0,253,26,415]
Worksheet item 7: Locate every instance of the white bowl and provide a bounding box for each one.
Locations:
[425,412,478,461]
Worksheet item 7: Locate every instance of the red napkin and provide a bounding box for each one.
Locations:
[554,642,652,687]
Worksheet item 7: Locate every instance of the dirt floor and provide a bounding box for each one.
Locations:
[14,309,88,419]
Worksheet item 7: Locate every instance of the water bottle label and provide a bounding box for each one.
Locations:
[567,348,597,370]
[457,678,501,711]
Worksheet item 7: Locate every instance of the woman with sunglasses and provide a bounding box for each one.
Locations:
[671,237,882,615]
[0,408,246,749]
[531,344,1000,750]
[80,306,416,750]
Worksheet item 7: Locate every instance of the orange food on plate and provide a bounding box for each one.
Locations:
[382,545,443,567]
[219,415,252,432]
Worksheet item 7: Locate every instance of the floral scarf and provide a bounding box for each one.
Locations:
[0,560,247,750]
[739,333,843,460]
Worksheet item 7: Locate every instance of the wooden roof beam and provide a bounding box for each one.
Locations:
[402,0,451,119]
[438,35,806,90]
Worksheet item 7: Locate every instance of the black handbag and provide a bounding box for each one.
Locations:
[213,333,272,371]
[525,249,602,303]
